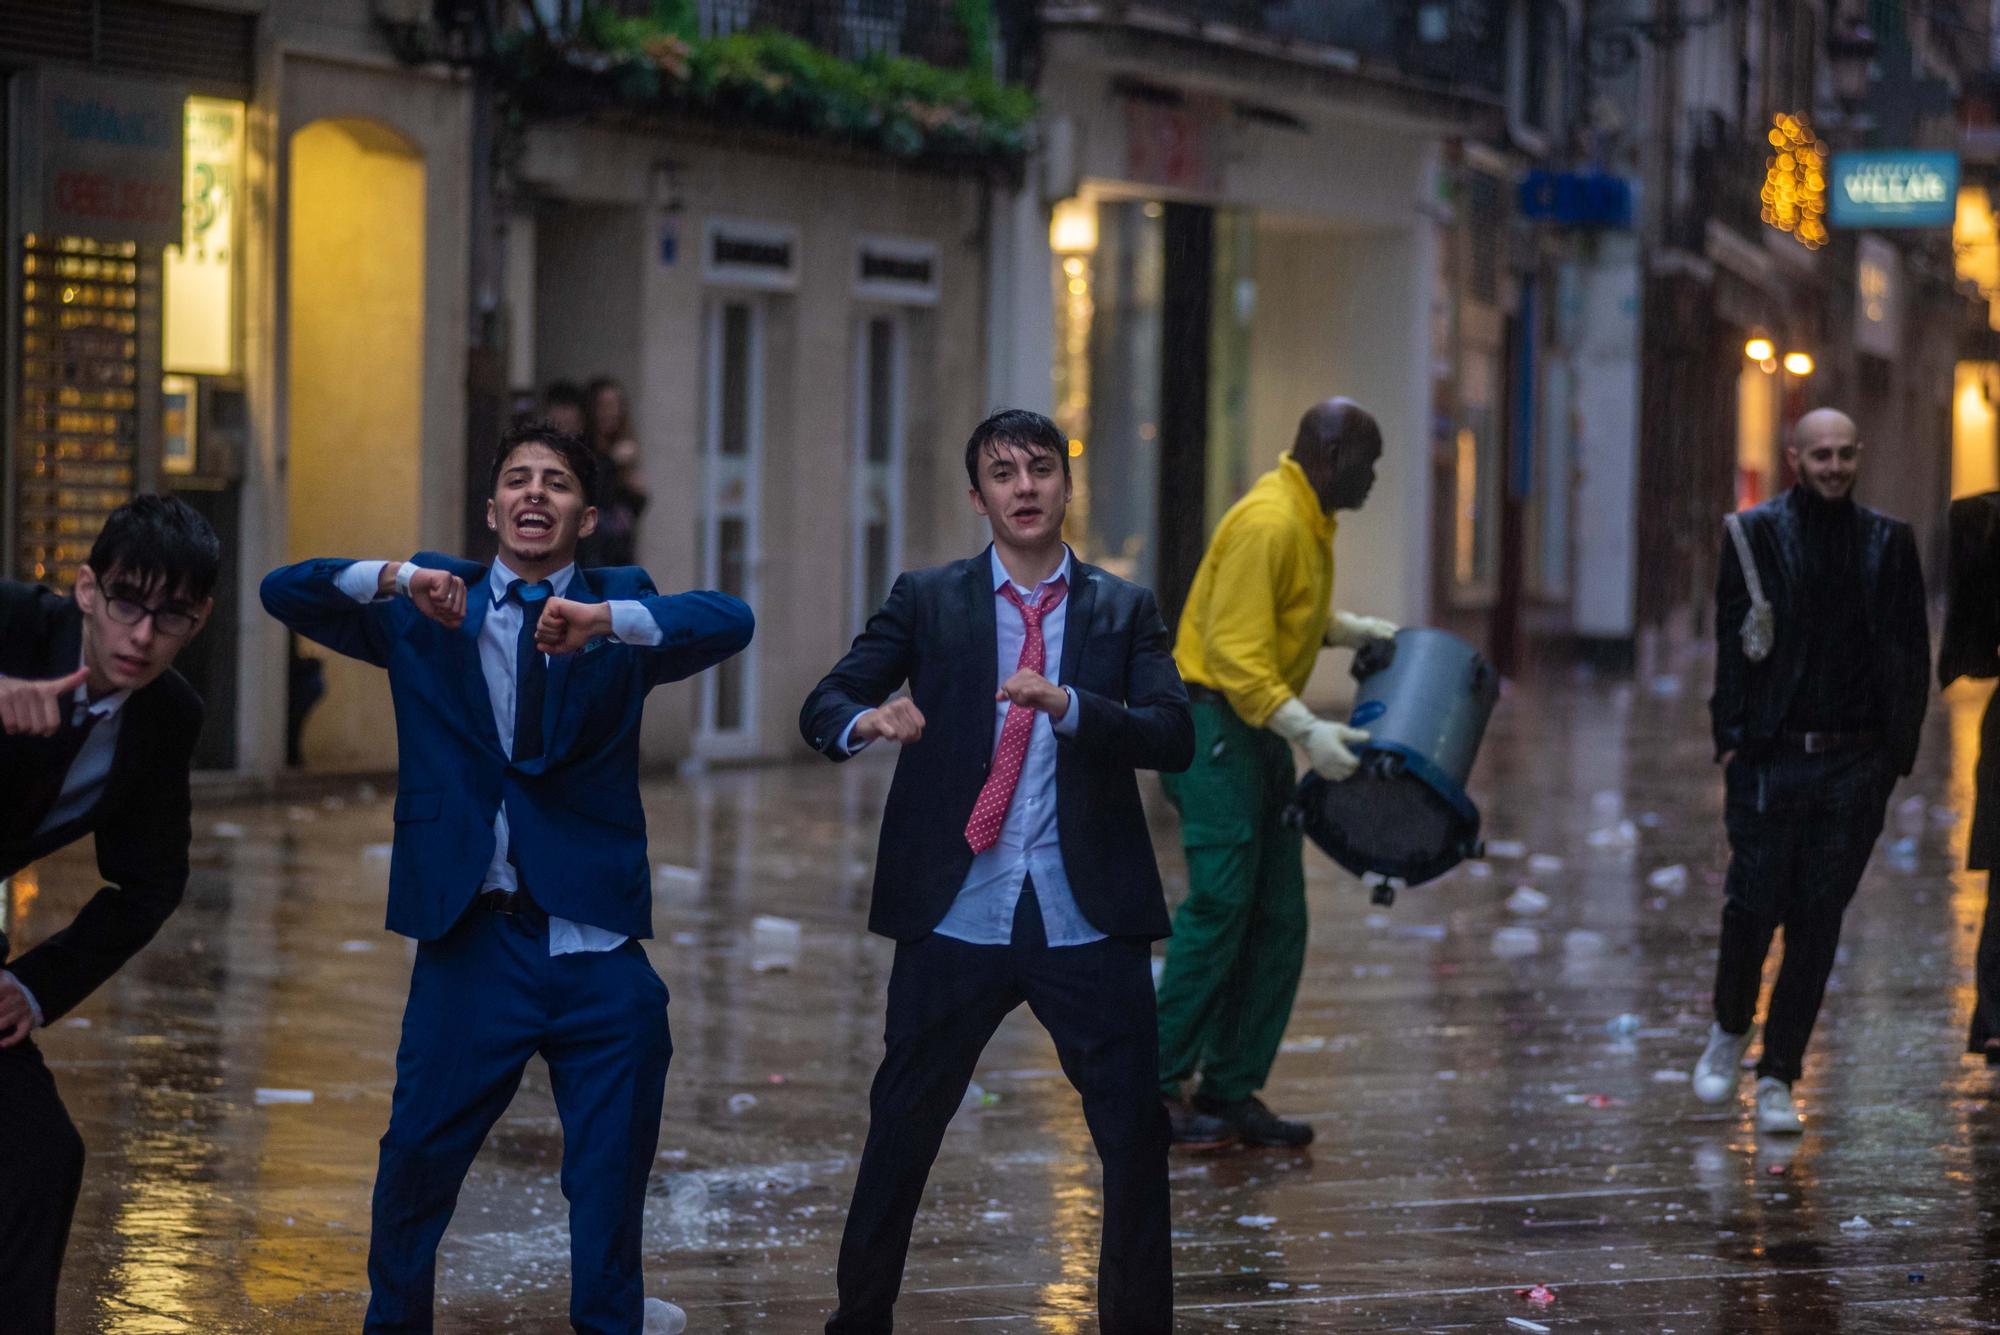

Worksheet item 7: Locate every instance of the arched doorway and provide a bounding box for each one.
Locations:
[285,118,425,770]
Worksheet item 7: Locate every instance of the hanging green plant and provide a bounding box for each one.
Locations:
[498,8,1034,171]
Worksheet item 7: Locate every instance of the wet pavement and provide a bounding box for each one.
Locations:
[12,668,2000,1332]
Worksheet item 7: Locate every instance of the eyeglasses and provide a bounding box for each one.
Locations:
[104,592,198,638]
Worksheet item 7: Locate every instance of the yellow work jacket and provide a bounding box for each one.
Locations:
[1173,453,1335,729]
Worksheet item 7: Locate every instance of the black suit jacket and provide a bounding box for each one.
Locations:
[1941,492,2000,689]
[0,582,203,1023]
[800,551,1194,941]
[1709,489,1929,775]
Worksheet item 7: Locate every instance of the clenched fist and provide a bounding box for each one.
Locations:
[534,597,613,655]
[852,697,926,745]
[406,567,467,629]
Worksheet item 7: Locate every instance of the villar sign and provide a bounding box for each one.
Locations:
[1828,150,1959,229]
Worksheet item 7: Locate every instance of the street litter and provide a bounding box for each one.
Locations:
[1492,926,1541,958]
[1517,1284,1557,1306]
[1563,929,1607,955]
[727,1093,759,1115]
[1235,1215,1277,1229]
[1486,840,1526,860]
[1563,1093,1622,1108]
[1839,1216,1873,1232]
[1587,820,1639,849]
[1604,1013,1641,1036]
[1506,887,1551,915]
[1527,854,1566,875]
[1466,860,1494,878]
[654,864,702,896]
[749,915,802,972]
[1652,1069,1690,1083]
[1646,865,1689,892]
[256,1088,314,1105]
[1506,1321,1550,1334]
[959,1082,1001,1112]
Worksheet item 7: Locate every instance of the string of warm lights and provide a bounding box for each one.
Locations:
[1761,112,1828,249]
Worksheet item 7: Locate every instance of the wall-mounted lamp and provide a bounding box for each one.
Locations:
[1745,336,1775,362]
[1782,351,1816,376]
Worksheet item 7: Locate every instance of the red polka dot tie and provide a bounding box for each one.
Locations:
[964,577,1069,854]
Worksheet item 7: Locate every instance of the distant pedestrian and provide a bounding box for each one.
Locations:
[1694,407,1929,1133]
[579,377,648,568]
[1943,490,2000,1061]
[542,380,587,440]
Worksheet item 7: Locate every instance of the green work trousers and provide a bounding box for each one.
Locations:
[1155,696,1307,1105]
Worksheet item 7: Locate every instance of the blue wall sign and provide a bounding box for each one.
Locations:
[1517,170,1633,229]
[1829,150,1958,229]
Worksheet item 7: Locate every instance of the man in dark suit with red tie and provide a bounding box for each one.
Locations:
[801,409,1194,1333]
[0,496,218,1334]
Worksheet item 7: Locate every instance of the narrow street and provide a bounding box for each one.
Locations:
[17,670,2000,1332]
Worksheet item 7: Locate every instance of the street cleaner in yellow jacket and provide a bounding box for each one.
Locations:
[1158,398,1395,1148]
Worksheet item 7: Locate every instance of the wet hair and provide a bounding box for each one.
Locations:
[87,494,221,602]
[963,408,1070,490]
[489,421,600,506]
[543,380,586,414]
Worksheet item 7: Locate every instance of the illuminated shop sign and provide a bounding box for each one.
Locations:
[36,71,185,247]
[165,96,245,376]
[1829,151,1959,229]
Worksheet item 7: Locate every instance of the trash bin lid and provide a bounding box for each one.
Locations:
[1291,744,1481,887]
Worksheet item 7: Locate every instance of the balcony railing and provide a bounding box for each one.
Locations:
[1046,0,1508,97]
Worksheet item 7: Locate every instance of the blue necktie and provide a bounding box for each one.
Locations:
[509,580,551,762]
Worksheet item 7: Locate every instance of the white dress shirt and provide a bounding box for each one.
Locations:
[336,557,664,955]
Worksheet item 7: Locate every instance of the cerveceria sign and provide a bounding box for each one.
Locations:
[1828,150,1958,229]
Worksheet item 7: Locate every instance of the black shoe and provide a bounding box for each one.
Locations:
[1194,1094,1314,1147]
[1164,1096,1238,1149]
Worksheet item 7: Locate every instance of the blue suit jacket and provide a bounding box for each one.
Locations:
[261,553,753,941]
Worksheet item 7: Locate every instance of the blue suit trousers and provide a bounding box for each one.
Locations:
[364,903,672,1334]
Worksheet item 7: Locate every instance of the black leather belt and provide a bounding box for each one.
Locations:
[1778,729,1881,755]
[474,888,526,914]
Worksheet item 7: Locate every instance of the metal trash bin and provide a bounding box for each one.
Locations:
[1290,628,1499,900]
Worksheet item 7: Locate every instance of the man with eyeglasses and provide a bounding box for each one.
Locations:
[1693,407,1929,1134]
[0,495,218,1334]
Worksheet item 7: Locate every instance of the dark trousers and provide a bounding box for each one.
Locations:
[1713,746,1893,1084]
[828,890,1173,1335]
[0,1041,85,1335]
[365,904,672,1335]
[1970,874,2000,1055]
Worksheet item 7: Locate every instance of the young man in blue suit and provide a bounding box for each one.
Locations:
[801,409,1194,1334]
[261,423,753,1335]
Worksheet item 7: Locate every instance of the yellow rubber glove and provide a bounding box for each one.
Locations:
[1324,610,1399,650]
[1266,697,1370,781]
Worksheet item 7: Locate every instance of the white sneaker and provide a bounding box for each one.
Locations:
[1692,1024,1752,1104]
[644,1297,688,1335]
[1755,1076,1805,1135]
